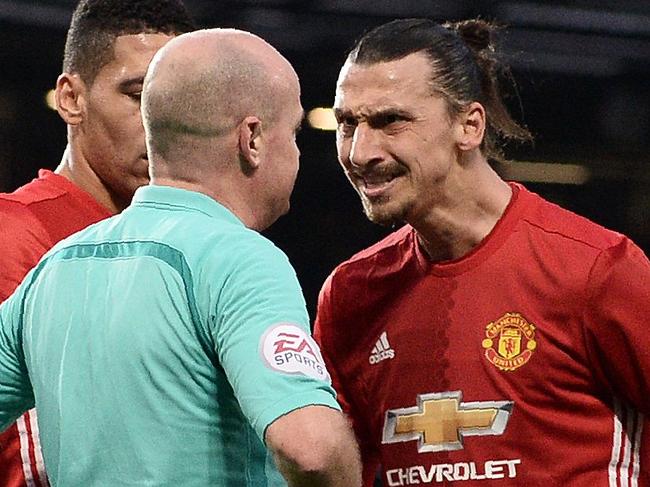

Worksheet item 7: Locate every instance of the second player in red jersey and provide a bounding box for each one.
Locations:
[0,1,194,485]
[0,170,110,486]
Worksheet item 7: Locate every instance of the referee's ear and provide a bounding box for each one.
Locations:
[55,72,86,126]
[237,115,263,175]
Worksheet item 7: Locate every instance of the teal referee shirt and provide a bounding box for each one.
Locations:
[0,185,340,486]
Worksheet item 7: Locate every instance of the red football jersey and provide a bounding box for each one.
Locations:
[0,170,111,487]
[315,183,649,487]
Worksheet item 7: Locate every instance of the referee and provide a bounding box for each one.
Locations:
[0,29,361,487]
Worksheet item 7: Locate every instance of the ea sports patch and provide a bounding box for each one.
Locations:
[260,323,330,381]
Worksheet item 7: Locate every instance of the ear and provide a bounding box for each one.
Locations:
[55,73,86,126]
[237,116,263,174]
[456,101,486,151]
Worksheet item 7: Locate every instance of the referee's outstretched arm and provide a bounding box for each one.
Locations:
[267,404,362,487]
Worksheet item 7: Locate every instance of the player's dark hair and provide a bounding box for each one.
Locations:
[347,18,532,162]
[63,0,196,85]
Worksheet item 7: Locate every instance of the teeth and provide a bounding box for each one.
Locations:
[364,174,395,185]
[365,179,391,187]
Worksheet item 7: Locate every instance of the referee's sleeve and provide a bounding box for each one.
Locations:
[0,285,35,430]
[210,237,339,442]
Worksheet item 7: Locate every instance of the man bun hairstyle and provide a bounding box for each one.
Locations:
[63,0,196,85]
[348,18,532,162]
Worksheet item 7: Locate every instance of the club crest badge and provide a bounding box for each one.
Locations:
[482,312,537,371]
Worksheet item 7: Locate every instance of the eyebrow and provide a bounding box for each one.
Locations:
[118,76,145,91]
[333,107,413,121]
[374,107,412,118]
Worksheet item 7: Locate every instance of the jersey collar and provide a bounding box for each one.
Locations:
[130,185,244,227]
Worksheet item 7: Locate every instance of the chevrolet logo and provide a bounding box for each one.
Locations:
[382,391,513,453]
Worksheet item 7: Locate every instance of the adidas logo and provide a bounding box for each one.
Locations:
[369,331,395,364]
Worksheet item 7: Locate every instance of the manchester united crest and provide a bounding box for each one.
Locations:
[482,312,537,371]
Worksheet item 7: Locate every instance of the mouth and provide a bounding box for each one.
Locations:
[355,168,404,198]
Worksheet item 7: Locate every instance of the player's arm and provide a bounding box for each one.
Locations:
[0,284,35,430]
[0,203,50,301]
[265,404,361,487]
[582,238,650,414]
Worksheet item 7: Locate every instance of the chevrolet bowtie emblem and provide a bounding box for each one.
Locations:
[382,391,513,453]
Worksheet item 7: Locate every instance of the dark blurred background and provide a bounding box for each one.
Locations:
[1,0,649,317]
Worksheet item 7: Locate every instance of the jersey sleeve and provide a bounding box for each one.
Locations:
[582,237,650,414]
[210,237,340,443]
[0,202,50,301]
[314,272,380,487]
[0,281,35,431]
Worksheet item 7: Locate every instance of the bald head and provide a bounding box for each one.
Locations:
[142,28,299,170]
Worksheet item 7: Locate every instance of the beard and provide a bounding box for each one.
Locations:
[360,192,409,227]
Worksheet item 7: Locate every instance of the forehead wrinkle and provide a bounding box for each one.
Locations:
[334,95,416,118]
[337,55,436,101]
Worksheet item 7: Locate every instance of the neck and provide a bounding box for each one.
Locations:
[150,173,266,231]
[413,159,512,262]
[54,145,122,214]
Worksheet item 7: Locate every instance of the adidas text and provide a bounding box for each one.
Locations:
[370,349,395,364]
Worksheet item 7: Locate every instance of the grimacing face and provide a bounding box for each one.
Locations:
[77,33,173,208]
[333,52,462,227]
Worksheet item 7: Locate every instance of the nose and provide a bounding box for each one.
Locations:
[349,123,384,169]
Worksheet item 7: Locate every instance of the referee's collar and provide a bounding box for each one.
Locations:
[130,185,244,226]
